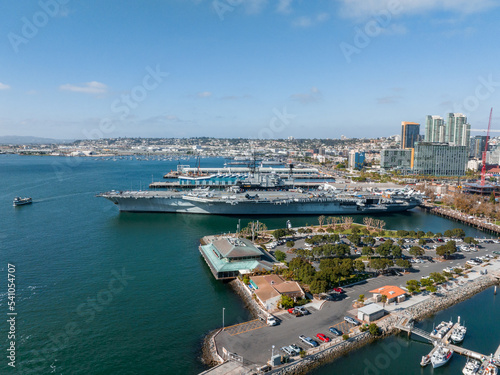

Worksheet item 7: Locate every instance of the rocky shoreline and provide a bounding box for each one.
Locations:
[201,273,499,374]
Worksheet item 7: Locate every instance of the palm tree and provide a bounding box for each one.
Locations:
[381,295,387,308]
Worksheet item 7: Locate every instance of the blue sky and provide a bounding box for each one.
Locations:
[1,0,500,140]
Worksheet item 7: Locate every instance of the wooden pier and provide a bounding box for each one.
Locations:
[420,202,500,235]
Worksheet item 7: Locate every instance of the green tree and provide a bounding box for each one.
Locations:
[280,295,294,309]
[274,250,286,262]
[444,229,453,238]
[368,323,381,336]
[348,234,361,246]
[427,285,437,293]
[286,240,295,248]
[426,231,434,237]
[310,278,328,294]
[416,230,425,238]
[358,294,365,303]
[272,228,287,240]
[406,279,421,294]
[409,246,425,257]
[391,245,402,258]
[380,294,388,307]
[362,246,374,256]
[418,238,426,246]
[354,259,365,272]
[490,192,496,204]
[363,236,376,246]
[451,228,465,238]
[396,259,411,270]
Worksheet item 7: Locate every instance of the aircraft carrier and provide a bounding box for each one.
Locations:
[98,186,422,215]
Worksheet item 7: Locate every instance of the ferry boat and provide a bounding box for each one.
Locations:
[463,358,480,375]
[431,346,453,368]
[13,197,32,206]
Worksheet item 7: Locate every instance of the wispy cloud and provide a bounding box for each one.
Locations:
[337,0,497,20]
[196,91,213,98]
[291,87,322,103]
[277,0,293,14]
[244,0,268,14]
[292,13,330,27]
[377,95,402,104]
[0,82,11,90]
[59,81,108,94]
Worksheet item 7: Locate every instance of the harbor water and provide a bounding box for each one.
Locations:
[0,155,496,374]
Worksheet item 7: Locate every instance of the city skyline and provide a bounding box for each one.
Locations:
[1,1,499,139]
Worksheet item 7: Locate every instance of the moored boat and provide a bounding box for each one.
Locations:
[13,197,32,206]
[420,354,431,366]
[451,324,467,343]
[463,358,480,375]
[482,363,498,375]
[431,346,453,368]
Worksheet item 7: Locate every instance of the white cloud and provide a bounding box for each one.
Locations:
[292,13,330,27]
[244,0,268,14]
[291,87,322,103]
[59,81,108,94]
[277,0,293,14]
[337,0,497,19]
[197,91,213,98]
[0,82,11,90]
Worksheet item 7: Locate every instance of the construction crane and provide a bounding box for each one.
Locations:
[481,108,494,187]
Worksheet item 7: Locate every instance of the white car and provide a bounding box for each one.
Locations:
[267,315,277,326]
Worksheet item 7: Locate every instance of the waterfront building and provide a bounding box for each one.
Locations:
[250,275,304,311]
[380,149,413,171]
[413,142,468,176]
[348,150,365,170]
[199,237,274,280]
[401,122,420,149]
[425,115,445,143]
[370,285,406,304]
[470,135,487,159]
[446,113,470,146]
[357,304,385,323]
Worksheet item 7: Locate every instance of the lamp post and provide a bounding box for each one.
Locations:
[271,345,275,360]
[222,307,225,331]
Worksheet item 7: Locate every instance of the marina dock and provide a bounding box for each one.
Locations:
[396,315,500,370]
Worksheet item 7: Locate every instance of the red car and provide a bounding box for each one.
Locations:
[333,287,344,293]
[316,333,330,342]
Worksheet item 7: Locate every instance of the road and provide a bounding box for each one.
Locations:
[215,242,500,365]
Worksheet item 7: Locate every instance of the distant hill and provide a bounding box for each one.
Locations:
[0,136,74,145]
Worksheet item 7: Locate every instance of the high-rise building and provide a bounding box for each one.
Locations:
[401,122,420,149]
[413,142,468,176]
[470,135,487,159]
[446,113,470,146]
[425,115,445,142]
[380,149,413,171]
[348,150,365,170]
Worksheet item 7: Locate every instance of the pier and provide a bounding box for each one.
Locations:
[420,202,500,235]
[395,315,500,370]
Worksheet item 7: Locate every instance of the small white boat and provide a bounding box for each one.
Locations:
[463,358,480,375]
[431,346,453,368]
[421,354,431,366]
[13,197,32,206]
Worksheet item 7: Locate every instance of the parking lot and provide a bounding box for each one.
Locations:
[215,242,500,365]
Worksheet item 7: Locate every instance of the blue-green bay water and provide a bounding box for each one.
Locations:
[0,155,496,374]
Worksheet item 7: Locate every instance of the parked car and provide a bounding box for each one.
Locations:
[295,307,310,315]
[299,335,319,347]
[316,333,331,342]
[329,327,342,336]
[267,315,277,326]
[333,287,344,293]
[281,346,293,356]
[288,308,303,317]
[290,344,302,355]
[344,316,360,325]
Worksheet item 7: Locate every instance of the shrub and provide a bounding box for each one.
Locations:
[342,334,349,341]
[274,250,286,262]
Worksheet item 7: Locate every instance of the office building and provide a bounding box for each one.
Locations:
[401,122,420,149]
[380,149,413,170]
[348,150,365,170]
[425,115,445,142]
[413,142,468,176]
[470,135,487,159]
